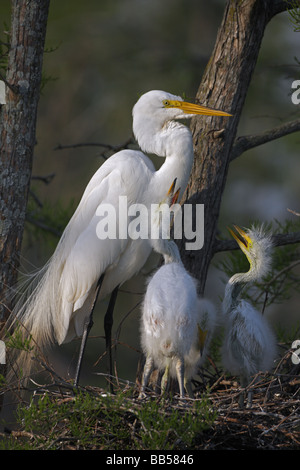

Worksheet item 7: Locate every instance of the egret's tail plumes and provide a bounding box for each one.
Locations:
[5,220,86,382]
[5,258,62,381]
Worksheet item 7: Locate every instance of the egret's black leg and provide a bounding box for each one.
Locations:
[74,273,105,387]
[104,285,119,393]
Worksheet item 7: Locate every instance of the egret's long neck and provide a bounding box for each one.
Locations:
[223,238,273,316]
[223,269,256,315]
[151,238,183,265]
[145,121,194,202]
[133,119,194,202]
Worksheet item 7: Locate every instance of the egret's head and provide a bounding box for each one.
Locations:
[132,90,231,154]
[133,90,231,125]
[228,225,273,280]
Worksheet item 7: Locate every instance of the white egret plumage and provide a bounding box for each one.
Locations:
[221,225,277,408]
[139,189,217,399]
[140,261,217,399]
[6,90,230,385]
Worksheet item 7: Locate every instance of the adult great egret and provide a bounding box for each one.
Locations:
[221,225,277,408]
[7,90,230,385]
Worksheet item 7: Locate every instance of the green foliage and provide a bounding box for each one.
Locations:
[136,392,216,450]
[5,327,34,353]
[0,388,217,450]
[287,0,300,32]
[0,22,9,76]
[40,43,61,94]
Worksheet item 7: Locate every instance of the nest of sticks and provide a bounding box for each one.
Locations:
[187,344,300,449]
[1,344,299,450]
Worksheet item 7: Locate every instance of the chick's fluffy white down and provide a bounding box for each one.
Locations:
[141,263,199,373]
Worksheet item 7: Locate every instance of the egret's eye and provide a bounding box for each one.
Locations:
[163,100,170,107]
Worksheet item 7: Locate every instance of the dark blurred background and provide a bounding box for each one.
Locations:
[1,0,299,387]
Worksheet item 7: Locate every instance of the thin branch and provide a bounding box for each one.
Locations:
[31,173,55,185]
[288,208,300,217]
[256,259,300,303]
[25,214,62,237]
[270,0,300,19]
[54,142,114,150]
[231,119,300,161]
[213,231,300,253]
[29,189,43,208]
[54,137,134,153]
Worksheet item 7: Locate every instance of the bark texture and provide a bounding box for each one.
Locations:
[179,0,287,293]
[0,0,50,323]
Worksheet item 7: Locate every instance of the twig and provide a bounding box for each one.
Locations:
[54,137,134,153]
[256,259,300,303]
[25,214,62,237]
[288,208,300,217]
[213,231,300,253]
[231,118,300,161]
[31,173,56,185]
[114,300,143,346]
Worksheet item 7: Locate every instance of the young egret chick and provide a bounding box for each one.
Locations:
[140,266,216,399]
[222,225,277,408]
[140,181,216,399]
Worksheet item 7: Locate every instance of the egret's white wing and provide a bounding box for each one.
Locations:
[56,150,155,341]
[223,301,267,377]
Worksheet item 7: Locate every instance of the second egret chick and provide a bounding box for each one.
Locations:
[140,262,216,399]
[222,225,277,408]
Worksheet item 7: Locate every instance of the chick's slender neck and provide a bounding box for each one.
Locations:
[151,238,182,265]
[223,259,263,314]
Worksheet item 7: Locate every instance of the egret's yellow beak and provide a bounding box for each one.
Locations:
[164,99,232,117]
[167,178,181,206]
[171,188,180,206]
[228,225,252,253]
[197,324,208,355]
[167,178,177,197]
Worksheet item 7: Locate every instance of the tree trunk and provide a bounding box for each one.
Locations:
[179,0,282,294]
[0,0,50,325]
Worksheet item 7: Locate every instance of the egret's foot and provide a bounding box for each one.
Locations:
[246,390,253,409]
[138,391,147,400]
